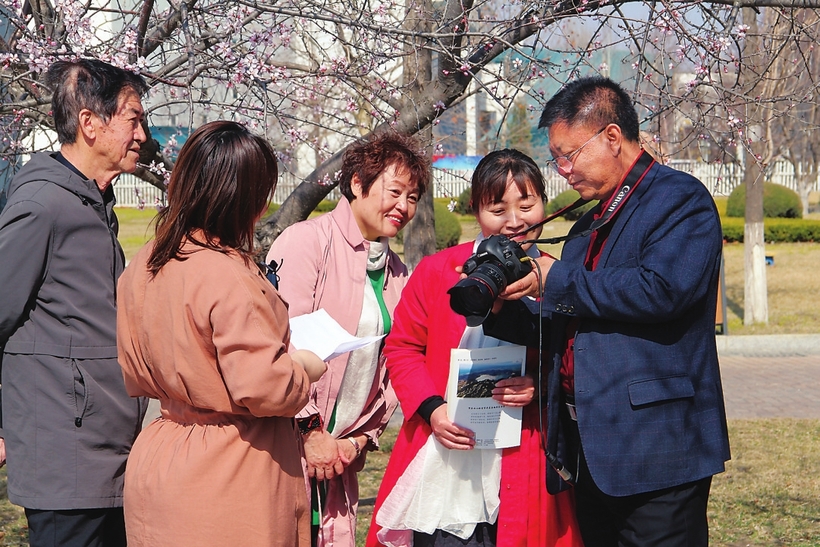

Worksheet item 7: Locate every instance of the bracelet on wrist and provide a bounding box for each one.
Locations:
[347,436,362,458]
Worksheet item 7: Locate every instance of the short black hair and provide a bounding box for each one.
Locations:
[46,59,149,144]
[538,76,640,142]
[470,149,546,214]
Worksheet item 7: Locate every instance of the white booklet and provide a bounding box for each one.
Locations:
[446,345,526,449]
[288,309,385,361]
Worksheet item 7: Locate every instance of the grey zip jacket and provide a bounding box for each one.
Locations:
[0,152,145,509]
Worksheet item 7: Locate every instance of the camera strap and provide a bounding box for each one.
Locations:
[524,150,655,246]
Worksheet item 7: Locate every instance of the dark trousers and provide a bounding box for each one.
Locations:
[25,507,126,547]
[413,522,497,546]
[574,448,712,547]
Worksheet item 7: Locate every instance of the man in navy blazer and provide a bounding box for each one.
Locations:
[485,77,730,546]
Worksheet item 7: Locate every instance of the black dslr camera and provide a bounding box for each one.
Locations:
[447,234,532,326]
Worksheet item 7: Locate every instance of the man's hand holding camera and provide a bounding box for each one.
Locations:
[499,255,556,301]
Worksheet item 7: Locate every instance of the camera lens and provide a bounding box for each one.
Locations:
[448,262,507,326]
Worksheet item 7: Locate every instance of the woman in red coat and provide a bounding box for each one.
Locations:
[367,150,582,547]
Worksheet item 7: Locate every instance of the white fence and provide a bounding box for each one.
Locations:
[430,169,572,201]
[113,174,167,208]
[666,160,820,197]
[114,160,820,207]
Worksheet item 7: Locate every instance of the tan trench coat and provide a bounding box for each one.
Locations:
[117,238,312,547]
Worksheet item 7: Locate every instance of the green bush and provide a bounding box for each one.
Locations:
[315,199,338,213]
[546,190,596,220]
[260,202,281,219]
[721,218,820,242]
[434,201,462,249]
[395,202,462,250]
[725,182,803,219]
[454,187,472,215]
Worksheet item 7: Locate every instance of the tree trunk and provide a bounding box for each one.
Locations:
[743,149,768,325]
[402,184,436,269]
[741,8,768,326]
[797,166,812,217]
[399,0,436,270]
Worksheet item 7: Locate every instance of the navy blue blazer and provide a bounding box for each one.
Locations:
[488,160,730,497]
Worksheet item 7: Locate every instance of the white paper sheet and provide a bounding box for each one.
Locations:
[288,309,385,361]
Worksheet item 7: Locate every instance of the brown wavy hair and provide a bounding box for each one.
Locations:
[148,121,278,275]
[338,131,431,201]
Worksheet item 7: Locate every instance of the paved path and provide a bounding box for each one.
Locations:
[720,354,820,419]
[717,334,820,419]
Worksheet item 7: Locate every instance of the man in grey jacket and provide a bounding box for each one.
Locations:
[0,59,149,547]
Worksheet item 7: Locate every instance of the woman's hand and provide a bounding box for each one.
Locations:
[430,405,475,450]
[492,375,535,407]
[292,349,327,383]
[302,429,344,480]
[337,435,367,466]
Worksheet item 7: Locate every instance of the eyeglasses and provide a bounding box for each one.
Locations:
[546,126,607,174]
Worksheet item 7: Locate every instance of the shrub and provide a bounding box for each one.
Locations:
[315,199,338,213]
[395,202,462,250]
[725,182,803,219]
[260,202,281,219]
[434,201,462,249]
[260,200,334,220]
[721,218,820,242]
[546,190,597,220]
[454,187,472,215]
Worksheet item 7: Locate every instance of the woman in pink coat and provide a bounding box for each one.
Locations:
[367,149,583,547]
[117,121,326,547]
[267,132,432,546]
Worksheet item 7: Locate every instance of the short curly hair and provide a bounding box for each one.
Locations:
[338,132,431,201]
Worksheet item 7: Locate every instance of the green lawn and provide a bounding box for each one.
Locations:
[115,207,159,261]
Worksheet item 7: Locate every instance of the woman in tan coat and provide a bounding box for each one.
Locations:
[117,121,325,547]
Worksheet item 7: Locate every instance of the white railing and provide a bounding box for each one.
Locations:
[114,161,819,207]
[113,174,166,208]
[427,169,572,201]
[668,160,820,197]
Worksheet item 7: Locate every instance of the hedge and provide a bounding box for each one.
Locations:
[260,199,333,220]
[546,189,597,220]
[395,201,462,250]
[434,201,462,249]
[454,187,472,215]
[315,199,338,213]
[725,182,803,219]
[721,218,820,242]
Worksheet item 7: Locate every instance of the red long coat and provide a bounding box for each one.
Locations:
[366,242,582,547]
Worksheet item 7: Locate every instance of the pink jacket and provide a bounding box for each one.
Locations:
[267,197,406,545]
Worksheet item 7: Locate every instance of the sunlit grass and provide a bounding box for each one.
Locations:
[115,207,159,261]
